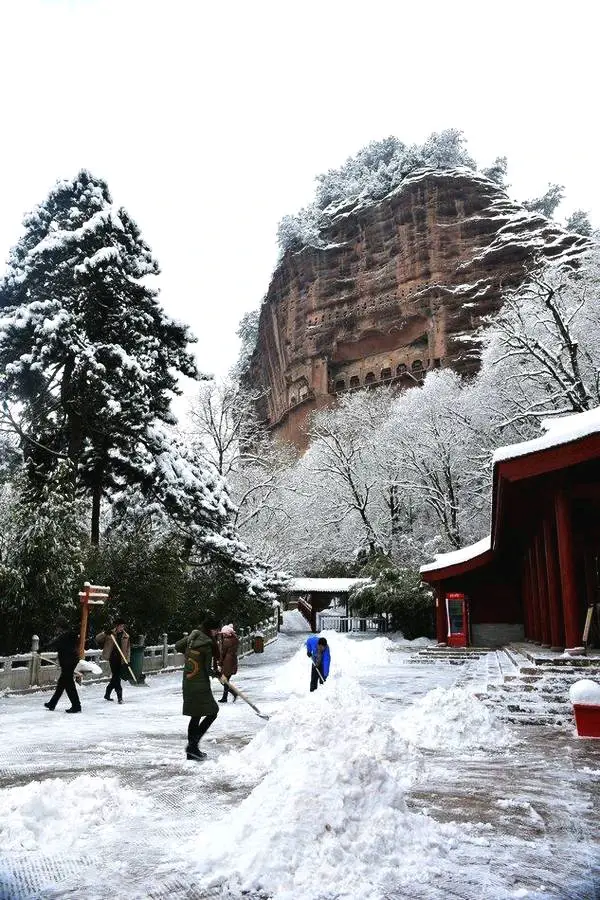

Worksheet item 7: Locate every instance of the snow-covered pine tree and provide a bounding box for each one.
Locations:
[523,183,565,218]
[231,308,261,378]
[0,170,198,544]
[112,422,286,600]
[565,209,593,237]
[481,156,508,186]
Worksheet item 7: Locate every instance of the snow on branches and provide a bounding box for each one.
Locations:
[482,248,600,426]
[0,171,283,600]
[276,130,485,253]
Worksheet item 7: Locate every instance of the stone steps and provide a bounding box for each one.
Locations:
[498,711,570,727]
[412,647,491,665]
[511,644,600,668]
[409,644,594,726]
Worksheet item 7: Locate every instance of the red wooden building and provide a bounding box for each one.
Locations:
[420,409,600,650]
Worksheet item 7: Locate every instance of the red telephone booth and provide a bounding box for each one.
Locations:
[446,593,469,647]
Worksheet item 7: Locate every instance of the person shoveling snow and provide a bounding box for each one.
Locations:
[306,635,330,692]
[174,615,222,761]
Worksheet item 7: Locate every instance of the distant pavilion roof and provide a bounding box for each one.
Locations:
[287,577,371,594]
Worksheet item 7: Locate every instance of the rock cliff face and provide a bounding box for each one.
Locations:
[247,168,588,449]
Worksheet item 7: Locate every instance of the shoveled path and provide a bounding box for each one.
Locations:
[0,617,599,900]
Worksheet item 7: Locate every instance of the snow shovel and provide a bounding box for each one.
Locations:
[218,674,269,720]
[311,660,325,684]
[110,633,138,684]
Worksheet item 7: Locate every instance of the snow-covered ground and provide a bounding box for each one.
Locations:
[1,612,599,900]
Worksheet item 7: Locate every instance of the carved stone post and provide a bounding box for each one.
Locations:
[30,635,41,687]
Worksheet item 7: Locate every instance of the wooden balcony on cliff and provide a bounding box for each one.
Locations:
[331,357,442,395]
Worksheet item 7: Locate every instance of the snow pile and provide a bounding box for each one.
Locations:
[273,632,393,695]
[569,679,600,705]
[74,659,102,675]
[186,676,481,900]
[391,687,514,750]
[392,635,436,649]
[0,774,152,853]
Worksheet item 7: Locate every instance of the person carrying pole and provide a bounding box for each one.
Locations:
[43,621,82,713]
[306,635,330,692]
[96,619,130,704]
[174,615,221,761]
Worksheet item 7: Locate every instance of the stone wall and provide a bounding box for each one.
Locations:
[247,167,589,449]
[472,623,525,647]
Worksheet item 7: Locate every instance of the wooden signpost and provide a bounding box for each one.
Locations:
[78,581,110,660]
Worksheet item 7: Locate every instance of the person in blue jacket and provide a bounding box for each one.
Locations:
[306,635,330,692]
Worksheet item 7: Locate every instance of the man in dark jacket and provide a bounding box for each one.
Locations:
[44,626,81,713]
[174,615,221,761]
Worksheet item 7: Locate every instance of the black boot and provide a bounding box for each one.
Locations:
[218,693,228,703]
[44,701,55,711]
[65,707,81,714]
[185,742,206,761]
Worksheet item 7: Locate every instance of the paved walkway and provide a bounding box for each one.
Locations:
[1,618,599,900]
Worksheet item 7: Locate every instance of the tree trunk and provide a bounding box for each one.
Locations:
[91,481,102,546]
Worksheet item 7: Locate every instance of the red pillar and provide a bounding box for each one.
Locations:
[543,516,565,650]
[521,562,532,639]
[308,594,318,632]
[527,548,541,642]
[555,490,581,650]
[530,542,544,643]
[534,533,552,646]
[435,586,446,644]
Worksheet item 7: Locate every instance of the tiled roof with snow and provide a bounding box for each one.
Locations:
[421,407,600,577]
[420,536,492,575]
[287,577,371,593]
[492,406,600,464]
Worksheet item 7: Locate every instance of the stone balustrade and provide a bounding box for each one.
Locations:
[0,613,279,694]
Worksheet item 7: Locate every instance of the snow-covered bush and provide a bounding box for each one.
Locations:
[349,552,434,638]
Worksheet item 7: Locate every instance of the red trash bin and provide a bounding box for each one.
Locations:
[573,704,600,738]
[252,635,264,654]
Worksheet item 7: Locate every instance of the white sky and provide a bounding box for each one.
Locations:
[0,0,598,394]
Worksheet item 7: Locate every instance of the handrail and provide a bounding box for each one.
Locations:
[0,611,280,694]
[317,614,387,633]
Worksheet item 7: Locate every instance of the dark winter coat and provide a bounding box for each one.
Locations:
[48,630,79,671]
[174,629,219,717]
[219,633,239,679]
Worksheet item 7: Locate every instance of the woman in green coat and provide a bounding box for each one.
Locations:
[174,616,221,761]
